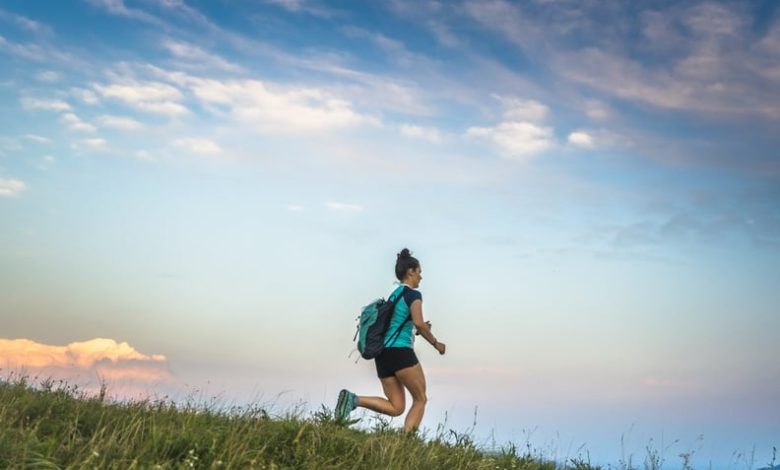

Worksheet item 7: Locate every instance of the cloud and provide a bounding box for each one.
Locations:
[71,88,100,105]
[84,0,162,26]
[22,134,50,143]
[399,124,443,143]
[190,78,378,133]
[263,0,336,18]
[163,40,244,73]
[35,70,61,83]
[325,201,363,213]
[567,131,594,148]
[174,138,223,155]
[494,95,549,122]
[96,115,144,131]
[0,9,53,35]
[60,113,97,133]
[286,204,304,212]
[0,338,172,388]
[466,121,555,160]
[20,97,71,112]
[93,81,189,117]
[0,178,27,197]
[77,138,109,151]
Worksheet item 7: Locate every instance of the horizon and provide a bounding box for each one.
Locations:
[1,0,779,468]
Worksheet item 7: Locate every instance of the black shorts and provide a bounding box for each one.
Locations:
[375,347,419,379]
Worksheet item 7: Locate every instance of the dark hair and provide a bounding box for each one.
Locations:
[395,248,420,281]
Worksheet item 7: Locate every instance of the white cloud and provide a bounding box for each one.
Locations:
[71,88,100,105]
[495,95,549,122]
[94,81,189,117]
[96,115,144,131]
[0,178,27,196]
[264,0,335,17]
[325,201,363,213]
[174,138,223,155]
[190,78,377,133]
[35,70,60,83]
[399,123,443,143]
[79,138,108,150]
[20,97,71,112]
[61,113,97,133]
[467,121,556,160]
[286,204,304,212]
[163,40,243,73]
[134,150,154,160]
[568,131,595,148]
[0,9,53,35]
[22,134,50,143]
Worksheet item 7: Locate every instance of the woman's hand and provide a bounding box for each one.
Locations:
[434,341,446,355]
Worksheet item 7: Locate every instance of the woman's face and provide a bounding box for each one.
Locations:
[407,266,422,288]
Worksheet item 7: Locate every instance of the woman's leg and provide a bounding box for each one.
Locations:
[356,376,406,417]
[394,363,427,432]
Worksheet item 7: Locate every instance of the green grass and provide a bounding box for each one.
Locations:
[0,377,591,469]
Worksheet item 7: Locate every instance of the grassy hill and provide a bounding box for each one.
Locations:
[0,377,589,469]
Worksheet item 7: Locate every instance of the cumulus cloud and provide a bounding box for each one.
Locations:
[0,178,27,197]
[325,201,363,213]
[0,338,172,393]
[94,81,189,117]
[568,131,594,148]
[399,124,443,143]
[467,121,555,160]
[20,97,71,112]
[174,138,223,155]
[190,78,377,133]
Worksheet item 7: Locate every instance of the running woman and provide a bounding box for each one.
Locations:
[336,248,446,432]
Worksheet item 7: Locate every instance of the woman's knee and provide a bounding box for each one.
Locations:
[389,406,405,417]
[412,393,427,405]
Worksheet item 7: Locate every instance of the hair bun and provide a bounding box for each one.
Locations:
[397,248,412,259]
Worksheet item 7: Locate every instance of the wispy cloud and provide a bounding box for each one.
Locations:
[35,70,61,83]
[163,40,244,73]
[399,124,443,144]
[96,115,144,131]
[325,201,363,213]
[174,138,223,156]
[0,178,27,197]
[190,78,378,133]
[60,113,97,133]
[20,97,71,112]
[0,9,53,35]
[94,80,189,117]
[567,131,594,148]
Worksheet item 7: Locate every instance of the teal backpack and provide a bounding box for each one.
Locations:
[353,286,411,359]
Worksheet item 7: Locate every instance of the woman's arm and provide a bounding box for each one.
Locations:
[410,299,446,354]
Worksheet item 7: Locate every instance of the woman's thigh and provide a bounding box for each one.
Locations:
[394,363,426,401]
[381,375,406,410]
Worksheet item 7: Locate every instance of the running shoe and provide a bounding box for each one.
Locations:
[335,389,357,420]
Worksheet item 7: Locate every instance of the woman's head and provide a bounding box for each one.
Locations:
[395,248,422,288]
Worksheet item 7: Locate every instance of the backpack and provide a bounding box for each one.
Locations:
[353,286,411,359]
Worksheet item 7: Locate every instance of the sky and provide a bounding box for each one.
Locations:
[1,0,779,467]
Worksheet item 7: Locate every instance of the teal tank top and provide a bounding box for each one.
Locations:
[384,285,422,348]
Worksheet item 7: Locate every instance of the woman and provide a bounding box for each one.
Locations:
[336,248,446,432]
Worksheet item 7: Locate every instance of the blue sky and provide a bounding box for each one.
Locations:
[1,0,779,467]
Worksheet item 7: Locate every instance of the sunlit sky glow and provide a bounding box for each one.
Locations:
[1,0,779,467]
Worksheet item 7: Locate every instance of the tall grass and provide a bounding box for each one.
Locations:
[0,376,573,469]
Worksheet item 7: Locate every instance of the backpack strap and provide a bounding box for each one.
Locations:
[383,286,413,347]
